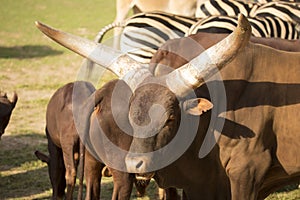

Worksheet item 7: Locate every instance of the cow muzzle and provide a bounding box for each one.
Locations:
[125,154,153,174]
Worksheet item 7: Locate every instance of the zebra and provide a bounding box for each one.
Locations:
[112,0,199,49]
[83,10,299,78]
[119,12,197,64]
[187,15,299,39]
[195,0,260,18]
[255,1,300,25]
[256,0,300,3]
[119,12,299,64]
[196,0,300,25]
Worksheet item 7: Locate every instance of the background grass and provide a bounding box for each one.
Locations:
[0,0,299,199]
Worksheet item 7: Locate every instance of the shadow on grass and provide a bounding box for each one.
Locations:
[0,133,48,170]
[0,166,51,199]
[0,45,63,59]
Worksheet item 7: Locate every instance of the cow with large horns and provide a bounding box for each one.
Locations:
[36,13,300,199]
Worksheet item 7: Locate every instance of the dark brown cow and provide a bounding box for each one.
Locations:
[36,81,95,200]
[0,92,18,138]
[35,81,154,200]
[79,78,179,200]
[36,15,300,199]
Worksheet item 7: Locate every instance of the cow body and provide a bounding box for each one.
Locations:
[37,81,154,200]
[148,35,300,199]
[41,81,96,200]
[0,92,17,138]
[84,34,300,200]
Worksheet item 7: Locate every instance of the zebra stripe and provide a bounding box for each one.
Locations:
[196,0,300,26]
[120,12,197,63]
[196,0,260,18]
[255,2,300,25]
[256,0,300,3]
[187,15,299,39]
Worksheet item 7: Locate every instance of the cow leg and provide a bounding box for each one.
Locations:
[181,190,188,200]
[227,151,271,200]
[110,168,134,200]
[84,150,104,200]
[61,136,79,200]
[158,188,180,200]
[164,188,180,200]
[47,130,66,200]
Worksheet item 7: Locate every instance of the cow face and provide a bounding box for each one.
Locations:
[128,83,181,152]
[125,81,213,176]
[0,92,18,138]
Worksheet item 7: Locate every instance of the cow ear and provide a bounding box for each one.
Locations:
[183,98,213,116]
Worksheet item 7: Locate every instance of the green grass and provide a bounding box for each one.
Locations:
[0,0,299,199]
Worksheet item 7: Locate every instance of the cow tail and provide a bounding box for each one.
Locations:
[77,140,85,200]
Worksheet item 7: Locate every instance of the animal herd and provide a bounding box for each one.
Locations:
[1,0,300,200]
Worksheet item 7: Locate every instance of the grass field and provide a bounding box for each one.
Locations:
[0,0,299,199]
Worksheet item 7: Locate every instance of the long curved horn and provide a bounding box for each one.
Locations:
[35,21,151,83]
[166,14,251,98]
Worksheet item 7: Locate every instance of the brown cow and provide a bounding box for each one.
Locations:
[35,81,155,200]
[36,14,300,200]
[0,92,18,138]
[36,81,95,200]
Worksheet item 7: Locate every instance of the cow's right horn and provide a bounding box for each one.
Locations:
[35,21,144,79]
[166,14,251,98]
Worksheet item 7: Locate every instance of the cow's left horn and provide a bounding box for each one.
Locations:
[35,21,146,79]
[165,14,251,97]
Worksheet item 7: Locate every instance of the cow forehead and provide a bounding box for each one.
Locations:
[131,84,178,109]
[129,84,178,122]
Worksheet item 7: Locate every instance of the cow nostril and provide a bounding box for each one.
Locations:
[136,160,143,169]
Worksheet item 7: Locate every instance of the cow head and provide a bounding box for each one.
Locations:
[36,14,251,178]
[0,92,18,138]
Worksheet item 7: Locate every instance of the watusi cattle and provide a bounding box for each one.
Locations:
[0,92,18,138]
[35,14,259,199]
[37,81,95,200]
[37,14,300,199]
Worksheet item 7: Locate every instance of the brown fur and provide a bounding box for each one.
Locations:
[36,81,95,200]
